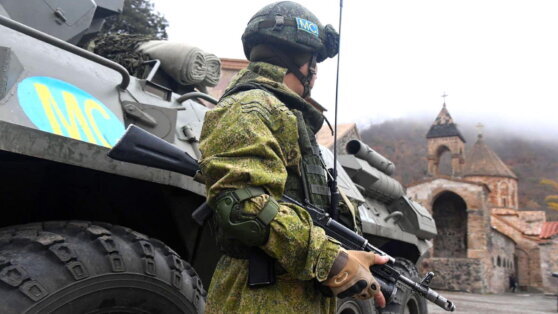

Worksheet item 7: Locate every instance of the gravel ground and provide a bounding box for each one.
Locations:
[427,291,557,314]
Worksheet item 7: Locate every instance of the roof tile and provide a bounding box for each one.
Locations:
[540,221,558,239]
[462,135,517,179]
[426,105,466,142]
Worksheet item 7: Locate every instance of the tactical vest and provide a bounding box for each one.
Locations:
[212,84,331,258]
[284,109,330,209]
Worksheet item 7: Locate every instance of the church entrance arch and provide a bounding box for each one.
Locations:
[432,191,468,257]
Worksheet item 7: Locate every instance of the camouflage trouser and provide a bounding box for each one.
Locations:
[205,256,336,314]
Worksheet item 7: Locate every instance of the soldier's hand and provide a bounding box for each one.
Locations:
[324,250,389,307]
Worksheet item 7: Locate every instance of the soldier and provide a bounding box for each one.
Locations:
[199,1,388,312]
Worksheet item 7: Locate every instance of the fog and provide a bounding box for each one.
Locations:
[153,0,558,140]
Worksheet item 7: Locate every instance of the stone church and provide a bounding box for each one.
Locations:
[407,104,558,293]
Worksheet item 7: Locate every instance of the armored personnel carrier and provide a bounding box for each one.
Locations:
[0,1,436,313]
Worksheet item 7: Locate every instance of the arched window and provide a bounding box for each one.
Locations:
[497,256,501,267]
[499,181,510,207]
[437,146,453,176]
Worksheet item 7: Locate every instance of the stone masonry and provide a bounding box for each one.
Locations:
[408,177,493,292]
[540,240,558,294]
[407,104,555,294]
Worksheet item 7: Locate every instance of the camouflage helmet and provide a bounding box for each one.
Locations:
[242,1,339,63]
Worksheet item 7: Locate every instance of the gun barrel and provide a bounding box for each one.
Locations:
[398,274,456,311]
[428,292,456,312]
[346,140,395,175]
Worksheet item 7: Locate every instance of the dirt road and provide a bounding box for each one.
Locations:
[427,291,557,314]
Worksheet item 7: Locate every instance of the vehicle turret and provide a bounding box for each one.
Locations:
[0,0,124,44]
[338,140,437,240]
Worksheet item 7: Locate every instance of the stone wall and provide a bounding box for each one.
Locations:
[464,176,518,209]
[491,214,545,291]
[467,207,490,259]
[528,247,544,291]
[408,178,491,292]
[518,211,546,236]
[488,230,516,293]
[540,238,558,294]
[420,258,487,293]
[427,136,465,176]
[408,176,552,293]
[407,178,487,212]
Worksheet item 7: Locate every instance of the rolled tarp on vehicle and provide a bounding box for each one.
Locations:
[201,53,221,87]
[138,40,208,86]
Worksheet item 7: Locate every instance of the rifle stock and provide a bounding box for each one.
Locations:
[108,125,200,177]
[107,125,455,312]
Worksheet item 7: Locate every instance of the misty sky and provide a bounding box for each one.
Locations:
[153,0,558,138]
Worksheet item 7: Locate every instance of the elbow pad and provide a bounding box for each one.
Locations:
[213,187,280,247]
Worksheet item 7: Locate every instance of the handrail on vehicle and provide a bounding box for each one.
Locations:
[0,14,130,90]
[177,92,218,105]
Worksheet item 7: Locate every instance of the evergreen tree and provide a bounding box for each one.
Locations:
[100,0,168,39]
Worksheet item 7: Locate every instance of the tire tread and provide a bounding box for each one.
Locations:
[0,221,206,313]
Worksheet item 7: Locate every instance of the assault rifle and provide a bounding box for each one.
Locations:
[108,125,456,312]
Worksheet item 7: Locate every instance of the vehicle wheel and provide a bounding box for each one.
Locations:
[337,297,378,314]
[0,221,205,314]
[380,258,427,314]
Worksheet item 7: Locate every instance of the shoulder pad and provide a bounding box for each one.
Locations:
[225,90,293,131]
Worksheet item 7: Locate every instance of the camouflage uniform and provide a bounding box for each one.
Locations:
[199,62,341,313]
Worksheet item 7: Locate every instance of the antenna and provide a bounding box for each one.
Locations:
[329,0,344,220]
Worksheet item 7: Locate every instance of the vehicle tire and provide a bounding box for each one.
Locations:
[336,297,378,314]
[379,258,428,314]
[0,221,205,314]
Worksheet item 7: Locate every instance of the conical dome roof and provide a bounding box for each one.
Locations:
[426,104,466,142]
[462,135,517,179]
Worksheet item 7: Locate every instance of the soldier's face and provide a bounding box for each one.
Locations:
[310,64,318,89]
[283,62,318,96]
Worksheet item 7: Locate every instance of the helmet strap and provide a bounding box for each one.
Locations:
[305,55,317,97]
[273,49,317,98]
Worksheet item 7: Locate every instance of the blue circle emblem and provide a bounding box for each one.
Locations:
[17,76,125,147]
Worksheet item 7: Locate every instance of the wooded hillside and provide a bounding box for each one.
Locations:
[358,119,558,220]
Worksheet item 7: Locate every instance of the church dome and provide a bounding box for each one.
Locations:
[462,135,517,179]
